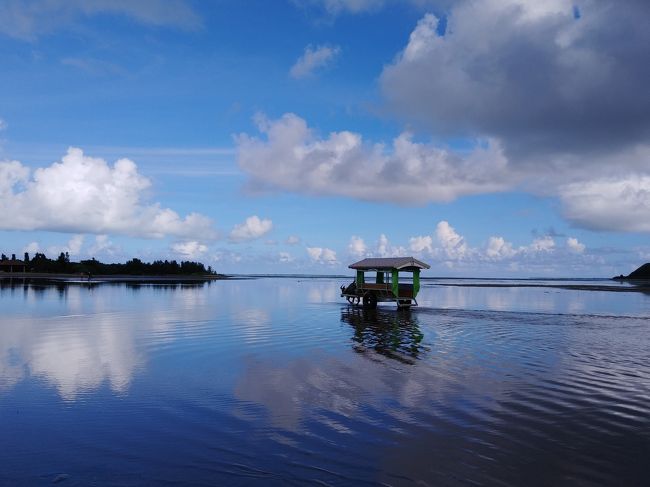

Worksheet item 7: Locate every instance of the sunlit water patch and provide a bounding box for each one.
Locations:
[1,277,649,485]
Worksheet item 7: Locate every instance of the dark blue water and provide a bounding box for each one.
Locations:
[1,277,649,486]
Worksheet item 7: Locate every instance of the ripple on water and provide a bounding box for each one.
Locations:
[1,279,650,486]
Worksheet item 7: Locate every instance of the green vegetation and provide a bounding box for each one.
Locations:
[1,252,216,276]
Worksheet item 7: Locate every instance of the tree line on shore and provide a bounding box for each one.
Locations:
[1,252,216,276]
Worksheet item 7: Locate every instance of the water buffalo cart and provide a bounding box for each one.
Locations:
[340,257,430,309]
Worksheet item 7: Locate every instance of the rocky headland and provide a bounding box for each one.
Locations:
[613,263,650,280]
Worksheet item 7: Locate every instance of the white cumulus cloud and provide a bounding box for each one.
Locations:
[66,234,84,256]
[566,237,586,254]
[0,147,216,239]
[436,221,469,260]
[290,45,341,79]
[88,235,118,257]
[172,241,208,259]
[486,236,516,260]
[348,236,367,257]
[229,215,273,242]
[377,2,650,233]
[345,234,406,258]
[42,234,85,258]
[404,222,580,267]
[376,233,406,257]
[559,175,650,232]
[409,235,433,254]
[23,242,40,254]
[236,113,511,204]
[527,236,556,253]
[307,247,338,264]
[342,223,600,274]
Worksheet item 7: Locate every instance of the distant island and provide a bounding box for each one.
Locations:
[613,263,650,280]
[0,251,221,278]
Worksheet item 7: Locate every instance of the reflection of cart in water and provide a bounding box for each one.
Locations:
[340,307,425,363]
[340,257,430,309]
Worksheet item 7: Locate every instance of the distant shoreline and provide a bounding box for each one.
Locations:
[3,273,650,292]
[0,272,228,283]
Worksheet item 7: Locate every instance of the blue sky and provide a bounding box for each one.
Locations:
[0,0,648,276]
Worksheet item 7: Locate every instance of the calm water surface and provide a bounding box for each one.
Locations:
[1,277,649,486]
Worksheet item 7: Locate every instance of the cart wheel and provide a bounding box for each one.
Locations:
[363,292,377,309]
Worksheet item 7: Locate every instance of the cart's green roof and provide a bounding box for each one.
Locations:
[349,257,430,271]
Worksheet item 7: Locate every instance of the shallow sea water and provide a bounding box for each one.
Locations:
[1,277,649,486]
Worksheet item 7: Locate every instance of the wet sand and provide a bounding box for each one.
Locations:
[429,281,650,293]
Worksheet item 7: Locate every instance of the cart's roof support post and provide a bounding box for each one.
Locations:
[356,270,365,285]
[391,269,399,297]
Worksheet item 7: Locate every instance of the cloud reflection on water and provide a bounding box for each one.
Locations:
[30,313,139,400]
[0,280,211,401]
[0,313,140,400]
[233,305,516,434]
[1,277,649,485]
